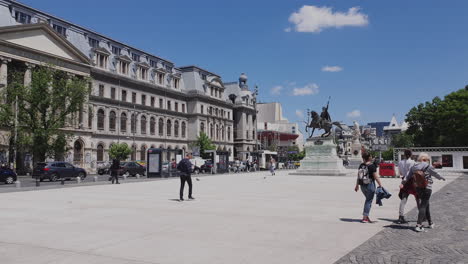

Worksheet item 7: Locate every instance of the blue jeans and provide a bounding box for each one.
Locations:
[361,181,376,217]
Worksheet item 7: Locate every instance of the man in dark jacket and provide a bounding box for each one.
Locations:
[110,159,120,184]
[177,153,194,201]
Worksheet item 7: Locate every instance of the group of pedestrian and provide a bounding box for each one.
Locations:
[355,149,445,232]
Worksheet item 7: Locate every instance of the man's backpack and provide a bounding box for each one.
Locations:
[413,165,429,188]
[357,164,371,185]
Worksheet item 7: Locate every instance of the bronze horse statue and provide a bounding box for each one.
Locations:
[306,111,343,138]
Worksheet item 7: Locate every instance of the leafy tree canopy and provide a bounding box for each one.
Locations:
[109,143,132,161]
[192,132,216,159]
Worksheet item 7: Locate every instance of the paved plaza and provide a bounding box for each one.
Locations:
[0,170,463,264]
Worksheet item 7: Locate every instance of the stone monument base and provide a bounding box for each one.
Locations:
[290,136,346,176]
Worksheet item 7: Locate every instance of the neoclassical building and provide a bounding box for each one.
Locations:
[0,0,255,172]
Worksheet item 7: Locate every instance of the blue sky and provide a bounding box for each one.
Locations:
[20,0,468,127]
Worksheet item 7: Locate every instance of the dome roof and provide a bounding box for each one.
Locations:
[239,73,248,82]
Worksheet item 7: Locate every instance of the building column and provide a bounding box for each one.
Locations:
[23,62,35,86]
[0,56,11,88]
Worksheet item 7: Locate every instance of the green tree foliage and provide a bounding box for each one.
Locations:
[192,132,216,159]
[287,146,305,160]
[381,147,394,161]
[405,88,468,147]
[108,143,132,161]
[391,132,414,148]
[0,66,89,163]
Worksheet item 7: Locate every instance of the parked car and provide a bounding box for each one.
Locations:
[97,161,112,175]
[200,161,213,173]
[119,161,146,177]
[32,162,87,182]
[0,167,17,184]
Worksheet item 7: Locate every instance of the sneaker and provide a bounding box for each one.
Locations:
[361,216,372,223]
[415,225,425,232]
[397,216,408,224]
[427,222,435,229]
[180,198,184,201]
[189,196,195,200]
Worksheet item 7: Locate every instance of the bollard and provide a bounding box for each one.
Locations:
[15,180,21,188]
[76,177,81,184]
[123,174,127,180]
[93,176,98,182]
[136,174,140,179]
[35,178,40,187]
[61,178,65,185]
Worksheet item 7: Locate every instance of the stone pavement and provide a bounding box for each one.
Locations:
[335,174,468,264]
[0,169,461,264]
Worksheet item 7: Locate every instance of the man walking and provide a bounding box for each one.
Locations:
[397,149,417,224]
[177,153,194,201]
[110,159,120,184]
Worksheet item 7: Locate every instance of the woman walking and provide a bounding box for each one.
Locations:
[355,153,384,223]
[269,158,276,176]
[400,153,445,232]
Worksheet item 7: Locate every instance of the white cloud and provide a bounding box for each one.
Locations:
[287,6,369,33]
[322,66,343,72]
[270,85,283,95]
[347,110,361,118]
[295,110,304,119]
[292,83,319,96]
[284,27,292,32]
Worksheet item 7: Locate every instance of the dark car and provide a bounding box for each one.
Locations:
[200,161,213,173]
[97,161,112,175]
[0,167,17,184]
[119,161,146,177]
[32,162,87,182]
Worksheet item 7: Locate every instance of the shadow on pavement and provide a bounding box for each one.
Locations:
[339,218,362,223]
[168,199,182,202]
[383,224,413,230]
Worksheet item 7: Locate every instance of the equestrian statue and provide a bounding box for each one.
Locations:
[304,97,343,138]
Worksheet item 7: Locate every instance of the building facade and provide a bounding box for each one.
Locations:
[0,0,254,172]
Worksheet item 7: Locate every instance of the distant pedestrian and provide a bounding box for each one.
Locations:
[397,149,418,224]
[177,153,194,201]
[269,158,276,175]
[235,159,240,173]
[400,153,446,232]
[110,159,120,184]
[246,160,251,172]
[355,153,384,223]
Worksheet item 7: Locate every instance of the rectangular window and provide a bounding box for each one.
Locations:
[201,74,207,80]
[98,84,104,97]
[158,73,164,85]
[159,98,163,108]
[122,90,127,102]
[88,37,99,48]
[182,104,186,113]
[112,46,121,55]
[167,101,171,111]
[228,112,230,119]
[96,53,108,69]
[201,105,204,114]
[118,61,129,75]
[132,92,137,104]
[175,102,179,112]
[150,97,155,107]
[141,94,146,106]
[139,67,147,80]
[210,87,213,96]
[132,53,140,62]
[52,24,66,36]
[110,87,116,99]
[174,78,180,89]
[15,11,31,24]
[442,155,453,167]
[150,60,157,68]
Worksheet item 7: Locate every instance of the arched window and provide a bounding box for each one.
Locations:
[150,117,156,135]
[216,124,219,140]
[174,121,179,137]
[131,114,136,134]
[97,144,104,162]
[221,126,225,141]
[200,122,205,134]
[141,115,147,134]
[73,140,83,164]
[228,127,231,141]
[97,109,105,130]
[181,122,186,138]
[167,120,172,136]
[109,111,116,131]
[120,113,127,132]
[210,123,214,138]
[158,118,164,136]
[140,145,146,161]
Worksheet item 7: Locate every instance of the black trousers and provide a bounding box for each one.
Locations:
[416,188,432,225]
[180,174,192,199]
[111,174,119,184]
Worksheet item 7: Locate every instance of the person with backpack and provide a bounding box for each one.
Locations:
[400,152,445,232]
[397,149,417,224]
[354,153,384,223]
[177,153,194,201]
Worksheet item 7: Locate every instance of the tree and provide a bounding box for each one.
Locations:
[381,147,394,161]
[192,132,216,159]
[0,66,89,164]
[405,88,468,147]
[108,143,132,161]
[391,132,414,148]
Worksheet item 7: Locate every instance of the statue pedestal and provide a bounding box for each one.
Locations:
[348,140,363,169]
[290,136,346,176]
